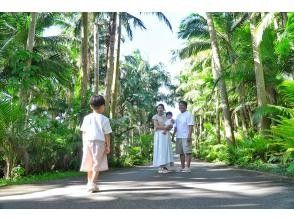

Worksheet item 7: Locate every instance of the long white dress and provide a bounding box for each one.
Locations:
[152,114,174,167]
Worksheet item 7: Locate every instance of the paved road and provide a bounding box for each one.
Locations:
[0,160,294,208]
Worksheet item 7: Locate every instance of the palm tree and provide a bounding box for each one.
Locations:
[80,12,89,118]
[26,13,37,64]
[249,12,274,132]
[93,13,99,95]
[177,13,235,145]
[104,12,117,115]
[0,100,28,179]
[19,12,38,127]
[109,12,147,118]
[110,13,122,119]
[109,12,172,118]
[206,12,235,145]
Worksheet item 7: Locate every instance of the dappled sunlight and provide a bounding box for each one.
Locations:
[0,161,293,208]
[1,10,293,209]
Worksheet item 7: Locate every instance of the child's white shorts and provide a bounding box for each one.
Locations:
[80,140,108,172]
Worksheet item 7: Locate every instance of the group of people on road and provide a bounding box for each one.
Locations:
[79,95,194,193]
[152,101,194,173]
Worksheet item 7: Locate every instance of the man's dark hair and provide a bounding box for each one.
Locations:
[166,111,173,117]
[90,95,105,108]
[179,100,188,108]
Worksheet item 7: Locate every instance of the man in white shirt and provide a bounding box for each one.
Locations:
[172,101,194,173]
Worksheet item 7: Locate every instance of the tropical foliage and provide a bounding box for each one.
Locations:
[175,12,293,175]
[0,12,173,179]
[0,12,293,181]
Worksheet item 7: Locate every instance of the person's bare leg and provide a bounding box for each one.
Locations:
[91,171,99,184]
[186,154,192,168]
[180,154,185,169]
[87,171,93,184]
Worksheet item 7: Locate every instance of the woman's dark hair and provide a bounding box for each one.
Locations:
[90,95,105,108]
[156,103,165,111]
[166,111,173,117]
[179,100,188,108]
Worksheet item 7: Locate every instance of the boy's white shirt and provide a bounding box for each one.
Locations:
[80,112,112,141]
[175,111,194,138]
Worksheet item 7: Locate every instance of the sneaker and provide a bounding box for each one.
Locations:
[176,167,185,173]
[181,167,191,173]
[161,169,169,174]
[87,183,99,193]
[158,167,169,174]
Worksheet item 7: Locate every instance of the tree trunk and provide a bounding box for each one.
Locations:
[249,14,270,132]
[105,20,111,75]
[80,12,89,119]
[215,90,221,144]
[237,84,248,133]
[247,105,255,129]
[266,85,277,105]
[20,12,37,173]
[207,13,235,146]
[281,12,288,28]
[110,13,121,119]
[21,12,37,111]
[26,13,37,58]
[194,115,200,149]
[94,16,100,95]
[5,159,11,179]
[199,115,203,141]
[105,13,117,116]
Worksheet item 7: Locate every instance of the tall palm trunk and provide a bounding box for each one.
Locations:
[105,20,111,74]
[206,13,235,146]
[21,12,37,174]
[281,12,287,28]
[249,14,270,132]
[105,13,117,116]
[94,15,99,94]
[199,115,203,141]
[21,12,37,111]
[26,12,37,62]
[110,13,121,119]
[80,12,89,119]
[212,59,221,144]
[215,90,221,144]
[237,84,248,133]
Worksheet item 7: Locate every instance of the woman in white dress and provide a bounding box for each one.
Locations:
[152,104,174,173]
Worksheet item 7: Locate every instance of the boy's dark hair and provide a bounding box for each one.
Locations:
[90,95,105,108]
[166,111,173,117]
[179,100,188,108]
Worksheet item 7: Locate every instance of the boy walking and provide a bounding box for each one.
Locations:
[80,95,112,192]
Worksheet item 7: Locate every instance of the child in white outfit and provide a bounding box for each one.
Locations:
[80,95,112,193]
[162,111,174,135]
[162,111,175,168]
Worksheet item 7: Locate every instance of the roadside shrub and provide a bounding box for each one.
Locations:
[11,165,25,180]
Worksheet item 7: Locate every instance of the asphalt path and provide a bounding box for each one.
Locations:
[1,160,293,208]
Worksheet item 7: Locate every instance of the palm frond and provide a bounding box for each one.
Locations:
[230,13,249,31]
[270,117,294,150]
[141,12,172,32]
[178,38,211,59]
[255,12,275,46]
[0,99,26,143]
[124,13,146,30]
[178,13,208,39]
[253,104,294,123]
[278,80,294,106]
